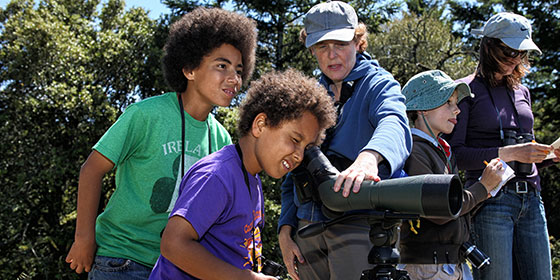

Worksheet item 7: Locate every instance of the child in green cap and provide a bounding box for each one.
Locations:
[399,70,504,279]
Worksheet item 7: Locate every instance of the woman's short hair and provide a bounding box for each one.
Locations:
[162,7,257,93]
[477,37,530,90]
[238,69,336,137]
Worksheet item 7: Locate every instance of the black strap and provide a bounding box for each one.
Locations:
[177,93,212,179]
[478,76,524,140]
[234,143,251,196]
[234,143,260,272]
[179,93,186,179]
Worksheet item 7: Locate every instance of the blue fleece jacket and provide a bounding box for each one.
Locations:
[278,53,412,228]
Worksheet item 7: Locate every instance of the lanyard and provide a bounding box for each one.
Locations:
[234,143,252,196]
[478,77,522,140]
[234,143,261,272]
[177,93,212,178]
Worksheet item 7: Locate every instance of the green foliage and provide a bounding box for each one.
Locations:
[552,236,560,280]
[260,176,284,266]
[0,0,159,278]
[368,10,478,85]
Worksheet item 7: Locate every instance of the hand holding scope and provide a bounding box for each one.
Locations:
[295,146,463,219]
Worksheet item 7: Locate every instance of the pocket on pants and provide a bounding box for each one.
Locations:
[92,256,132,272]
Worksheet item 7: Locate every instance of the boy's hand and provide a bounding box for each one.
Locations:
[479,158,504,192]
[334,150,382,197]
[278,226,304,280]
[65,236,97,273]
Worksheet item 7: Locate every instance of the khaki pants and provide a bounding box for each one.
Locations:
[294,219,373,280]
[403,264,464,280]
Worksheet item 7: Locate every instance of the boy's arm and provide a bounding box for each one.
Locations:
[66,150,114,273]
[161,216,275,280]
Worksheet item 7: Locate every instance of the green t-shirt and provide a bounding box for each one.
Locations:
[93,92,232,267]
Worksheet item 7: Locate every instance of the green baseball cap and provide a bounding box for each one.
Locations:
[403,70,473,111]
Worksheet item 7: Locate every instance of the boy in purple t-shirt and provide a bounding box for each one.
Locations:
[149,69,336,280]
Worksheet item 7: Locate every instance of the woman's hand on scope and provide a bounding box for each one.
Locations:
[333,150,382,197]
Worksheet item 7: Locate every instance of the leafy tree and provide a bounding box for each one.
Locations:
[367,9,478,85]
[0,0,160,278]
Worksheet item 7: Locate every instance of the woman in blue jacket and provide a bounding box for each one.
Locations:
[277,2,412,280]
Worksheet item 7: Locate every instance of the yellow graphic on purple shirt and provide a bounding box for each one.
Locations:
[242,209,263,272]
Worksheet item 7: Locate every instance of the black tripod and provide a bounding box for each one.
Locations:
[298,210,417,280]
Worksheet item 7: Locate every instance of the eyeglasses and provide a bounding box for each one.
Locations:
[498,45,528,59]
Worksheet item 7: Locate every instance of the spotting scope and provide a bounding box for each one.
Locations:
[298,146,463,219]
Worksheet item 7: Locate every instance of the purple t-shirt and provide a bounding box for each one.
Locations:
[149,145,264,279]
[444,75,541,190]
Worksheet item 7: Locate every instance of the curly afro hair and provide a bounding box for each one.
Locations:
[162,7,257,93]
[238,69,337,137]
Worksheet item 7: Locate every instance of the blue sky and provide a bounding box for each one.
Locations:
[125,0,170,18]
[0,0,171,19]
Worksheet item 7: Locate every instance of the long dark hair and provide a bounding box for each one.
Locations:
[476,37,530,90]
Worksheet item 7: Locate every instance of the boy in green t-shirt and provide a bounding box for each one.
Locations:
[65,7,257,279]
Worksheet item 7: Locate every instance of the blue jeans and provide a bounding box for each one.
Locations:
[88,256,152,280]
[471,189,552,280]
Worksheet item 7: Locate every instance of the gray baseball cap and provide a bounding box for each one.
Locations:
[473,12,541,55]
[403,70,473,111]
[304,1,358,48]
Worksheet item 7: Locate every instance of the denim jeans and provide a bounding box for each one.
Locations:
[471,189,552,280]
[88,255,152,280]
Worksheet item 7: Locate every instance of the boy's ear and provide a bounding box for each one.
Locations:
[251,113,268,137]
[182,68,195,80]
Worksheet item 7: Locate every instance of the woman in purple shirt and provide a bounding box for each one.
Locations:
[446,12,560,280]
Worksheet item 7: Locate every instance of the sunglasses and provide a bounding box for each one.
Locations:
[498,45,528,59]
